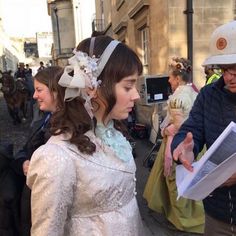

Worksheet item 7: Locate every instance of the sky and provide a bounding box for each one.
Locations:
[1,0,52,38]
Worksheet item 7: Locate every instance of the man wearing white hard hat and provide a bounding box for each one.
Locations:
[171,21,236,235]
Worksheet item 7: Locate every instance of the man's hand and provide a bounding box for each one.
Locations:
[23,160,30,176]
[173,132,195,171]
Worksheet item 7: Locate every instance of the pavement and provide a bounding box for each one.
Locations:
[134,138,203,236]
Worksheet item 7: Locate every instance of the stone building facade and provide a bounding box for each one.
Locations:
[46,0,236,131]
[0,19,23,73]
[93,0,235,126]
[47,0,95,66]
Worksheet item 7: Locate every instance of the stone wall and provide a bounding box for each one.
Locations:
[95,0,236,129]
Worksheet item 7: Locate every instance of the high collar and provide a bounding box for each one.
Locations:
[47,132,136,174]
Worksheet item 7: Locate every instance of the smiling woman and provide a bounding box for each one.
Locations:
[143,57,204,234]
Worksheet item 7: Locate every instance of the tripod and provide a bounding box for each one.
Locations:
[143,102,166,168]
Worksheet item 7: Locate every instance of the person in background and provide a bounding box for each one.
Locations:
[25,64,32,78]
[143,57,204,234]
[14,62,34,103]
[15,62,26,79]
[204,65,221,85]
[172,21,236,236]
[37,61,45,72]
[25,64,34,102]
[12,66,64,236]
[26,36,145,235]
[0,141,23,235]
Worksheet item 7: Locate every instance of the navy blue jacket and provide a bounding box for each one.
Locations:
[10,112,51,236]
[171,77,236,224]
[12,113,51,176]
[0,141,23,235]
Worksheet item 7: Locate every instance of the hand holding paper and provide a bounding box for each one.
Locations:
[173,132,195,171]
[176,122,236,200]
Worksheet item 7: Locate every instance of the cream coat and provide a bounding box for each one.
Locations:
[27,131,144,236]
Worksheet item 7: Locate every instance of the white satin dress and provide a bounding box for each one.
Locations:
[27,123,144,236]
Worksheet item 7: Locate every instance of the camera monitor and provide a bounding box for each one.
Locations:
[144,75,171,104]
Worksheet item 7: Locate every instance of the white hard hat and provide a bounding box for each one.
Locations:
[202,21,236,66]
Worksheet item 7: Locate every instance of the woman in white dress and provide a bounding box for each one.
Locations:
[27,36,145,236]
[143,57,205,233]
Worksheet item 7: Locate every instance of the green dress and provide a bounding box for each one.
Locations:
[143,85,205,234]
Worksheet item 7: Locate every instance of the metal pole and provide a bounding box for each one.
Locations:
[184,0,193,81]
[54,8,62,55]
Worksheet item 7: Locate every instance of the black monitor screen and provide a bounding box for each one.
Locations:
[145,76,171,104]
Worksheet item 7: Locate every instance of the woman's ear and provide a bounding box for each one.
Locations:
[176,75,182,84]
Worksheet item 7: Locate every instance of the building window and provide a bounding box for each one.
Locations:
[141,27,149,66]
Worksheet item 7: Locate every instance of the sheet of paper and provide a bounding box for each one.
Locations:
[176,121,236,200]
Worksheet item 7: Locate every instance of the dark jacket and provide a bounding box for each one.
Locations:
[12,113,51,176]
[0,141,23,236]
[11,113,51,236]
[171,77,236,224]
[14,69,26,79]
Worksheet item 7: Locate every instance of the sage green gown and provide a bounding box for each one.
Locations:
[143,85,205,234]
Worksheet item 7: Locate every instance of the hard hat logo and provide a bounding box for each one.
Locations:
[202,21,236,66]
[216,38,227,50]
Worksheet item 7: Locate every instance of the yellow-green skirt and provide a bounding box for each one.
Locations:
[143,138,205,233]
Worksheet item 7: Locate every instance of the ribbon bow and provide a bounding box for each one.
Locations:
[58,40,120,118]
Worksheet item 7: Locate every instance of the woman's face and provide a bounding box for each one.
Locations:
[168,73,180,92]
[108,73,140,121]
[33,80,58,112]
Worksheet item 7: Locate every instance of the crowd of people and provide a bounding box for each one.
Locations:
[0,21,236,236]
[14,61,47,98]
[171,20,236,236]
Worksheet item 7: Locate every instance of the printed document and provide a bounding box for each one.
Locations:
[176,121,236,200]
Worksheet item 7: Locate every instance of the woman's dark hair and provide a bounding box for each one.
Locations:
[51,36,143,155]
[43,68,96,155]
[76,35,143,123]
[51,95,96,155]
